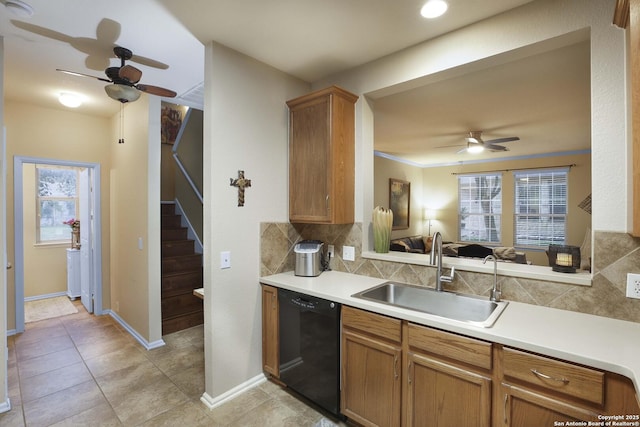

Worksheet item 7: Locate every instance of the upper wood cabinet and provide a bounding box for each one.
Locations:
[287,86,358,224]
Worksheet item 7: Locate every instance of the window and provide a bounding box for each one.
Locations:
[514,168,568,247]
[36,165,79,243]
[458,174,502,243]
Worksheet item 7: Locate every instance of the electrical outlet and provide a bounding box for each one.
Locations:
[220,251,231,269]
[343,245,355,261]
[327,245,335,259]
[626,273,640,299]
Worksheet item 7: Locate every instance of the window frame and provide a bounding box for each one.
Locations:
[457,172,503,245]
[513,167,569,248]
[35,165,80,245]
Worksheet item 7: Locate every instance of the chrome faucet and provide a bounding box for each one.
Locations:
[483,254,501,302]
[430,231,455,291]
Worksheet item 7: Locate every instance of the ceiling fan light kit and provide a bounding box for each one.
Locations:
[467,142,484,154]
[105,84,140,103]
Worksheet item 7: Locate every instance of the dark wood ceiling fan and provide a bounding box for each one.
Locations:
[57,46,177,103]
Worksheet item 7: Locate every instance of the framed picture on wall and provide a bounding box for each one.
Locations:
[389,178,410,230]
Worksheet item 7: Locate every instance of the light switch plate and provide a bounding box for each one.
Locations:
[626,273,640,299]
[343,246,355,261]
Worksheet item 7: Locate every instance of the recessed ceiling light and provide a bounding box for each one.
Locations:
[5,0,34,18]
[59,93,82,108]
[420,0,448,19]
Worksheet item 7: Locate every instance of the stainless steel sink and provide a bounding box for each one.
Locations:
[352,282,508,328]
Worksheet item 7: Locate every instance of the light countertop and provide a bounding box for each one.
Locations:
[260,270,640,399]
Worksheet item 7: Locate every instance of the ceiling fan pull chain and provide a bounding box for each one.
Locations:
[118,103,125,144]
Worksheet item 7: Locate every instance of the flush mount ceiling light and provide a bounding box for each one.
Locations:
[420,0,448,18]
[58,93,82,108]
[5,0,34,17]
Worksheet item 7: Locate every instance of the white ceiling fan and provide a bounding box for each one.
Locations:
[457,130,520,154]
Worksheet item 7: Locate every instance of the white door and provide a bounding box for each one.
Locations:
[79,168,93,313]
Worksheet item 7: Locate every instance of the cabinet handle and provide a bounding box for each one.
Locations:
[394,355,398,380]
[503,394,508,425]
[530,369,570,384]
[407,361,412,384]
[325,195,330,212]
[272,293,276,309]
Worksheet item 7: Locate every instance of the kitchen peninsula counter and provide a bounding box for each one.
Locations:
[260,270,640,401]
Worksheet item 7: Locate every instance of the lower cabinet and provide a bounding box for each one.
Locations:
[338,306,640,427]
[405,322,493,427]
[66,248,81,299]
[261,284,279,377]
[341,306,402,427]
[498,345,640,426]
[501,383,599,426]
[406,351,492,427]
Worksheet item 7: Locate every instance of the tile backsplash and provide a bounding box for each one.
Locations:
[260,223,640,323]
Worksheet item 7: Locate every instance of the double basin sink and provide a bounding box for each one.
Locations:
[352,282,508,328]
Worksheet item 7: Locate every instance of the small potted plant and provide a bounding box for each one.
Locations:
[63,218,80,249]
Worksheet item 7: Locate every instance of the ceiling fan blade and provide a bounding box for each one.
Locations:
[456,147,469,154]
[56,68,111,83]
[119,65,142,84]
[135,84,177,98]
[485,136,520,144]
[486,144,509,152]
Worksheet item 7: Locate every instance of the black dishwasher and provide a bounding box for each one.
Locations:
[278,288,341,418]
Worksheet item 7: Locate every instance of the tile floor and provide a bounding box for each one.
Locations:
[0,300,341,426]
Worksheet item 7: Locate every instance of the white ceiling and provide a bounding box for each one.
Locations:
[0,0,589,167]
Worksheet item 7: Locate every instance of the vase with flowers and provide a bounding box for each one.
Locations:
[63,218,81,249]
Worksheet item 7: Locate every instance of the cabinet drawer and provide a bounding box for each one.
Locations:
[502,347,604,405]
[408,323,492,370]
[342,306,402,343]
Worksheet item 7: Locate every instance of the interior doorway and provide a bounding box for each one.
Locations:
[13,156,102,333]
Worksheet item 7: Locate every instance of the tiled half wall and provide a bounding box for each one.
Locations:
[261,223,640,324]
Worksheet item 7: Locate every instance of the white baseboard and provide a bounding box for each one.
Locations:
[200,374,267,410]
[106,310,165,350]
[0,398,11,413]
[24,291,67,302]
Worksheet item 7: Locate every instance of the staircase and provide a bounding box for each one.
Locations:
[161,203,203,335]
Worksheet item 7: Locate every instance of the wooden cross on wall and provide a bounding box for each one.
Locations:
[230,170,252,207]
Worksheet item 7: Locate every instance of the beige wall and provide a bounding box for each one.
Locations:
[425,154,591,265]
[374,154,591,266]
[0,35,7,411]
[4,101,112,330]
[203,41,309,401]
[22,163,68,297]
[175,108,203,241]
[160,143,176,201]
[374,156,425,239]
[109,96,161,343]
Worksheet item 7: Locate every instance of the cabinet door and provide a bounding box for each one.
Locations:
[289,96,332,223]
[501,383,599,427]
[406,351,491,427]
[341,329,402,427]
[261,285,279,377]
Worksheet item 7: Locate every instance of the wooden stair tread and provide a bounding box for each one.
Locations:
[160,204,203,335]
